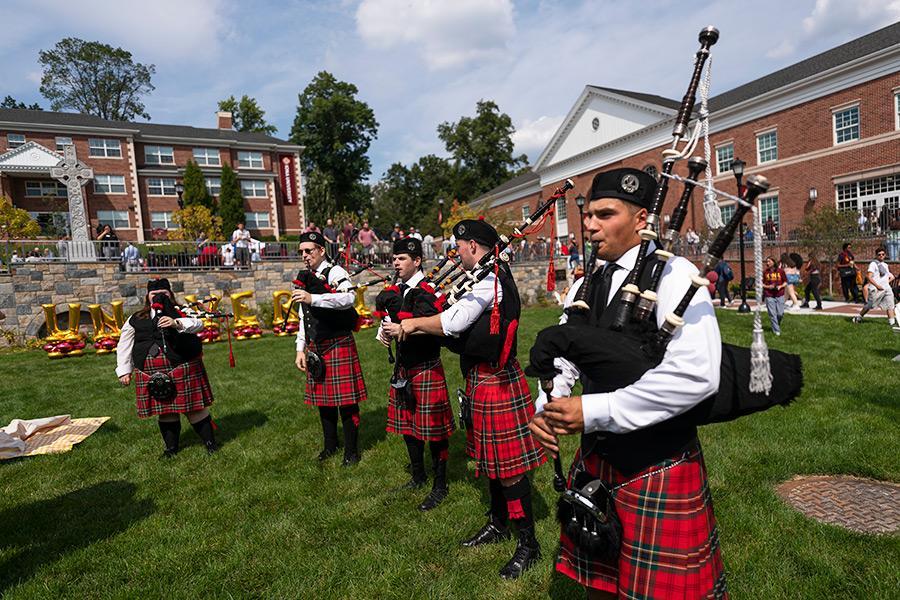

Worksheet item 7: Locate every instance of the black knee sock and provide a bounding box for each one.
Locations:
[339,404,360,457]
[319,407,339,451]
[158,418,181,452]
[404,435,426,482]
[502,477,534,530]
[488,478,508,526]
[190,415,216,447]
[429,439,449,489]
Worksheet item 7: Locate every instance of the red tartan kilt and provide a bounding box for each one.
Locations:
[304,335,367,407]
[465,359,546,479]
[386,359,455,441]
[556,444,728,599]
[134,354,214,418]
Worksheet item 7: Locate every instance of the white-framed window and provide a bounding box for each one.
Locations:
[756,130,778,164]
[894,91,900,130]
[715,143,734,174]
[521,205,530,221]
[93,174,127,194]
[237,151,264,169]
[836,175,900,213]
[555,197,567,222]
[150,211,175,229]
[205,177,221,196]
[240,179,267,197]
[244,211,270,228]
[144,145,175,165]
[25,181,67,198]
[833,105,860,144]
[88,138,122,158]
[719,203,736,224]
[28,211,71,237]
[147,177,177,196]
[97,210,129,228]
[193,147,221,166]
[759,194,780,234]
[55,137,73,151]
[7,133,26,149]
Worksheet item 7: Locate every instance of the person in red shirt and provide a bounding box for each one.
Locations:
[762,256,787,335]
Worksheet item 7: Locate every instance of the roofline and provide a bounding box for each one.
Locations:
[0,120,140,136]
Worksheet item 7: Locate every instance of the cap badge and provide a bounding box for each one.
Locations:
[407,241,415,251]
[458,224,466,234]
[620,174,639,194]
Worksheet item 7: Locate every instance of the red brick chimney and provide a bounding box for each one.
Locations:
[217,111,233,130]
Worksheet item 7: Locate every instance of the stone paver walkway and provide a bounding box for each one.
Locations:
[776,475,900,535]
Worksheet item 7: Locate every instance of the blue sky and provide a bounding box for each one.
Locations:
[1,0,897,181]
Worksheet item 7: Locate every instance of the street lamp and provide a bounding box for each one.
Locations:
[574,193,587,261]
[174,182,185,210]
[732,158,750,313]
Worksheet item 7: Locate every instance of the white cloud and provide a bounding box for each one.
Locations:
[802,0,900,36]
[355,0,515,70]
[512,115,565,159]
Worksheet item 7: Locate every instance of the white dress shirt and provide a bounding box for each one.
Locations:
[116,311,204,377]
[534,242,721,434]
[439,271,503,338]
[376,270,424,344]
[295,261,356,352]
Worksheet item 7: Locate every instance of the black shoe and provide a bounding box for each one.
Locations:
[815,306,823,310]
[396,477,428,491]
[317,447,338,461]
[461,520,510,548]
[342,453,361,467]
[162,447,178,459]
[418,486,449,511]
[499,533,542,580]
[205,440,219,454]
[799,303,809,308]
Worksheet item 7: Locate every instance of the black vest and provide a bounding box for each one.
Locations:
[129,313,202,370]
[298,266,359,342]
[396,282,442,368]
[582,252,699,476]
[445,263,521,376]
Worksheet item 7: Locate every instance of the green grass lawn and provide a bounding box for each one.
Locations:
[1,308,898,599]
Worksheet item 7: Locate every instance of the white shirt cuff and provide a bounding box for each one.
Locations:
[580,392,611,434]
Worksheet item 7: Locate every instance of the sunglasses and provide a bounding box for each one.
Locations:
[299,248,319,255]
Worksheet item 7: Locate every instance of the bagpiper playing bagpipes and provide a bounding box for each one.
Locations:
[376,237,455,511]
[115,278,218,457]
[524,27,803,599]
[292,231,367,467]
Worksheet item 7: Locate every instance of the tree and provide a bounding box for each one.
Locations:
[1,96,42,110]
[218,164,244,238]
[181,160,213,211]
[290,71,378,214]
[217,95,277,135]
[170,205,222,242]
[371,155,454,236]
[795,206,859,294]
[0,196,41,239]
[437,99,528,202]
[38,38,155,121]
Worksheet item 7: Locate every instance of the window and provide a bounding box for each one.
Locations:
[716,143,734,174]
[759,194,780,234]
[150,211,175,229]
[521,205,530,221]
[97,210,129,228]
[555,197,567,222]
[25,181,67,198]
[205,177,221,196]
[244,211,270,228]
[237,151,264,169]
[719,203,736,224]
[193,147,221,166]
[147,177,177,196]
[55,137,73,151]
[88,138,122,158]
[836,175,900,213]
[28,212,70,237]
[240,179,267,197]
[7,133,25,149]
[144,145,174,165]
[833,105,860,144]
[895,92,900,130]
[93,175,126,194]
[756,130,778,164]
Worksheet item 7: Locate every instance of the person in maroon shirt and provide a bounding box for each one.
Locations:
[762,256,787,335]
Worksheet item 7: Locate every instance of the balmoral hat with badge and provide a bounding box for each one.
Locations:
[299,231,325,246]
[453,218,499,248]
[392,237,423,258]
[589,167,657,209]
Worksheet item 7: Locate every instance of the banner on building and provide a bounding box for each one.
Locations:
[278,154,297,205]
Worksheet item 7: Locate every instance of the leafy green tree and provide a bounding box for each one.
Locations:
[437,99,528,201]
[1,96,42,110]
[290,71,378,214]
[181,160,213,211]
[0,196,41,239]
[217,95,277,135]
[38,38,155,120]
[218,164,244,238]
[371,155,453,236]
[171,205,222,242]
[795,206,860,294]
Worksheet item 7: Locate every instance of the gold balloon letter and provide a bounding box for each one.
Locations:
[230,291,262,340]
[272,290,300,336]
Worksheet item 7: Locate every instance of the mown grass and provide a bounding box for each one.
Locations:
[0,308,897,599]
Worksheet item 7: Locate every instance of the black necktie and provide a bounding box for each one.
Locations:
[398,282,409,294]
[591,263,619,319]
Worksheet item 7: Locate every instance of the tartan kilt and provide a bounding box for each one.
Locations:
[386,359,455,441]
[134,354,214,418]
[465,359,546,479]
[304,334,368,407]
[556,443,728,599]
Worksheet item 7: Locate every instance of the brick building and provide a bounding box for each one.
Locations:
[481,22,900,250]
[0,109,304,241]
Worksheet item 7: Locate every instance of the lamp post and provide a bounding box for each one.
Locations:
[732,158,750,313]
[174,182,185,210]
[575,193,586,260]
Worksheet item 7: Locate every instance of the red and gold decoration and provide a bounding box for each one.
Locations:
[88,301,125,353]
[354,287,375,329]
[230,291,263,340]
[41,303,87,358]
[272,290,300,336]
[183,294,223,343]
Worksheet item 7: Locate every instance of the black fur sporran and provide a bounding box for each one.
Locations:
[556,464,623,562]
[147,371,177,403]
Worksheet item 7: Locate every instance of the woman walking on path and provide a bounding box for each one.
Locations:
[781,253,801,310]
[763,256,787,335]
[800,254,823,310]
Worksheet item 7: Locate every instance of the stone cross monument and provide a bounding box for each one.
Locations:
[49,145,95,260]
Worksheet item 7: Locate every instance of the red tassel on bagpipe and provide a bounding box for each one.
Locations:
[490,246,501,335]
